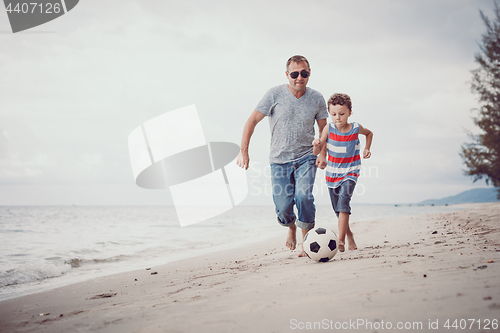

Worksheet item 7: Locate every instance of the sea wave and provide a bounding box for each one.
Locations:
[0,261,72,288]
[65,256,127,268]
[0,254,134,288]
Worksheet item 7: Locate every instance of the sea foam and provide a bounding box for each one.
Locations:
[0,261,72,288]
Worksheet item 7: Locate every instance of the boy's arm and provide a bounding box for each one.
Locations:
[237,110,266,170]
[359,125,373,159]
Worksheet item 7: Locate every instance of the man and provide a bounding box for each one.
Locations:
[236,55,328,256]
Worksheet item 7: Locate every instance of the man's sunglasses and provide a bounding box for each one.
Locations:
[288,70,310,79]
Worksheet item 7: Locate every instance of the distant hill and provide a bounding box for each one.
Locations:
[418,188,499,205]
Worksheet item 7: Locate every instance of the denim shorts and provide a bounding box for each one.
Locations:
[270,155,317,230]
[328,180,356,217]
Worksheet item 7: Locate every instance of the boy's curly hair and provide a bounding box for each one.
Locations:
[328,93,352,111]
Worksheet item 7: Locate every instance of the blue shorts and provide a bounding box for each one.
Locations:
[328,180,356,217]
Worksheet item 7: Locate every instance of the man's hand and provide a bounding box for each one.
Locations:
[316,154,327,169]
[236,151,250,170]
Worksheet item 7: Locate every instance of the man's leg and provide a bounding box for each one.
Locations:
[294,156,317,257]
[270,162,297,250]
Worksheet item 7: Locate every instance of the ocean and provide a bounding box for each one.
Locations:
[0,204,470,302]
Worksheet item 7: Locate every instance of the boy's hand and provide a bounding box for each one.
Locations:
[316,154,327,169]
[312,139,320,146]
[363,149,371,159]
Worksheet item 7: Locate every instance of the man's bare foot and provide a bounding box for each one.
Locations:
[347,233,357,250]
[338,241,345,252]
[286,225,297,250]
[298,242,308,257]
[298,228,309,257]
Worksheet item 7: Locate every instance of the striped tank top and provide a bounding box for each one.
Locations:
[326,122,361,188]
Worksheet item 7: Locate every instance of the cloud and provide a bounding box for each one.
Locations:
[0,128,9,158]
[0,0,495,204]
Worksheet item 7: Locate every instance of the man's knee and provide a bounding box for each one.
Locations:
[275,198,294,213]
[295,188,314,205]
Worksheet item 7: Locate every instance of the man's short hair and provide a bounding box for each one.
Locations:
[328,93,352,111]
[286,55,310,71]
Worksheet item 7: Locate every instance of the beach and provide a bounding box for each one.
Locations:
[0,202,499,333]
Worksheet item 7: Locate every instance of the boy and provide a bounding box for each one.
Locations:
[312,93,373,252]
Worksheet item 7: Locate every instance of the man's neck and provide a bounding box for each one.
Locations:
[287,85,306,99]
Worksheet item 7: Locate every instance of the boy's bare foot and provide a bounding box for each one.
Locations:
[338,241,345,252]
[347,233,357,250]
[286,225,297,250]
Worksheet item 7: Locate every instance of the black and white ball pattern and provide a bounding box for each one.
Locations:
[303,227,338,262]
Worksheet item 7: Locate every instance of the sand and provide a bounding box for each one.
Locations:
[0,203,499,333]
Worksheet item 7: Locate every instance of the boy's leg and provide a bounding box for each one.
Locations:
[328,187,342,248]
[346,221,357,250]
[335,180,357,252]
[338,212,349,252]
[294,156,318,257]
[339,214,357,251]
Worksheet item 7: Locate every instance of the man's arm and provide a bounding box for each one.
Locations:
[236,110,266,170]
[315,118,328,169]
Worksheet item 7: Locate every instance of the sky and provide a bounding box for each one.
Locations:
[0,0,497,206]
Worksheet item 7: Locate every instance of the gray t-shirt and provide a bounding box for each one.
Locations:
[256,84,328,164]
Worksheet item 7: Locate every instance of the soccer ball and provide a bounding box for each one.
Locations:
[303,227,338,262]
